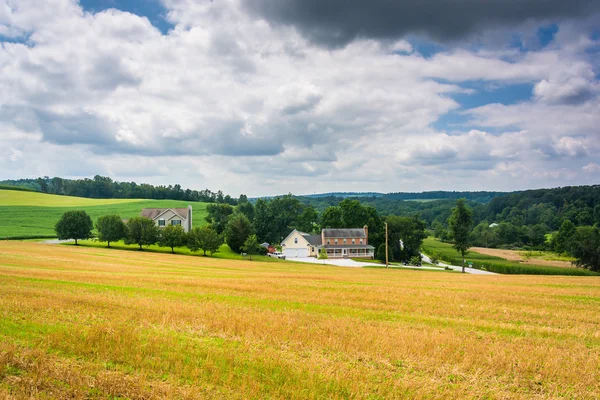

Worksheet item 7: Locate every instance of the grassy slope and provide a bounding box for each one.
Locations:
[1,242,599,398]
[0,190,209,238]
[422,237,598,276]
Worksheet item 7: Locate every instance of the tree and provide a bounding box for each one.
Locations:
[125,217,159,250]
[386,215,427,262]
[320,206,343,228]
[188,226,223,256]
[448,199,474,273]
[318,247,328,260]
[159,225,186,253]
[553,220,577,255]
[205,203,234,234]
[236,200,255,222]
[96,214,125,247]
[297,205,319,233]
[225,213,254,253]
[571,226,600,272]
[254,199,273,242]
[55,210,93,245]
[241,234,261,261]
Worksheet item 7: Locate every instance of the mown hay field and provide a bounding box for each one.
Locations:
[1,242,599,399]
[0,190,208,239]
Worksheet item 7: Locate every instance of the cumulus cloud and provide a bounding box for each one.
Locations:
[243,0,600,48]
[0,0,599,195]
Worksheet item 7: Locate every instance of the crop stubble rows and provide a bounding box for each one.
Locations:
[0,242,599,399]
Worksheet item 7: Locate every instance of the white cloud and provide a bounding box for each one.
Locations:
[0,0,599,195]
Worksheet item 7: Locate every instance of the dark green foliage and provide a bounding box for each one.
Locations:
[96,214,125,247]
[236,200,255,222]
[553,220,577,254]
[3,175,239,205]
[296,205,319,233]
[225,214,254,253]
[55,210,93,245]
[241,234,261,261]
[448,199,473,272]
[409,256,421,266]
[205,203,234,234]
[125,217,159,250]
[571,226,600,272]
[386,215,427,262]
[253,199,273,243]
[159,225,186,253]
[187,226,223,256]
[320,206,343,228]
[267,195,303,243]
[0,184,36,192]
[376,243,391,263]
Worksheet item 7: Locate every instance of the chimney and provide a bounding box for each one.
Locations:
[364,225,368,245]
[188,204,193,232]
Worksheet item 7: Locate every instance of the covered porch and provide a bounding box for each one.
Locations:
[319,245,375,259]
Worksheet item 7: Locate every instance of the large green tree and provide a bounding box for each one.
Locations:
[253,199,273,243]
[188,226,223,256]
[55,210,93,245]
[225,213,254,253]
[96,214,125,247]
[571,226,600,272]
[386,215,427,262]
[448,199,474,273]
[297,205,319,233]
[553,220,577,255]
[320,206,343,228]
[205,203,234,234]
[125,217,159,250]
[159,225,186,253]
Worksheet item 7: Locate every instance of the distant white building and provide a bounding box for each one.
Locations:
[489,223,499,228]
[141,205,192,233]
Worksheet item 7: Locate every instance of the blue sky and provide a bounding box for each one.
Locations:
[0,0,599,196]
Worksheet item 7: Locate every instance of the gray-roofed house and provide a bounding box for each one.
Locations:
[141,205,192,233]
[281,226,374,259]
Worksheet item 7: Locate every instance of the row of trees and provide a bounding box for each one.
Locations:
[55,210,265,259]
[5,176,240,205]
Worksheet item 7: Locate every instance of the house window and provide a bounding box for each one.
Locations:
[311,247,315,252]
[158,219,165,227]
[334,239,338,244]
[343,239,347,244]
[352,239,355,244]
[171,220,181,226]
[327,240,330,245]
[360,239,363,244]
[294,238,298,244]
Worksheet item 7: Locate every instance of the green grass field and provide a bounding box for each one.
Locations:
[0,190,209,239]
[1,242,599,398]
[71,240,285,263]
[422,237,598,276]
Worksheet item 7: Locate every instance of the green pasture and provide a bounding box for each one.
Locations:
[0,190,208,239]
[422,237,598,276]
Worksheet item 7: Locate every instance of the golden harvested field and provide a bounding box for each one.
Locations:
[470,247,573,268]
[1,242,599,399]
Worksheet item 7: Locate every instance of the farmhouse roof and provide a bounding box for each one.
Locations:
[303,235,322,246]
[141,208,190,220]
[322,228,366,238]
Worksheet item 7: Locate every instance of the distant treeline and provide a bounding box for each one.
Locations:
[294,190,506,203]
[0,176,240,205]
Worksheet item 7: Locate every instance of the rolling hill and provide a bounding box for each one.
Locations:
[0,190,209,239]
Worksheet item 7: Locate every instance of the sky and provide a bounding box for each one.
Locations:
[1,0,599,197]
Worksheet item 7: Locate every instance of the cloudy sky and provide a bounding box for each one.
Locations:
[1,0,599,196]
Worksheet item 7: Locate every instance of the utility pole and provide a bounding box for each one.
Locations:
[385,222,389,268]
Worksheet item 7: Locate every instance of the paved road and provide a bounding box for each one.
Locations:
[420,253,498,275]
[42,239,74,244]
